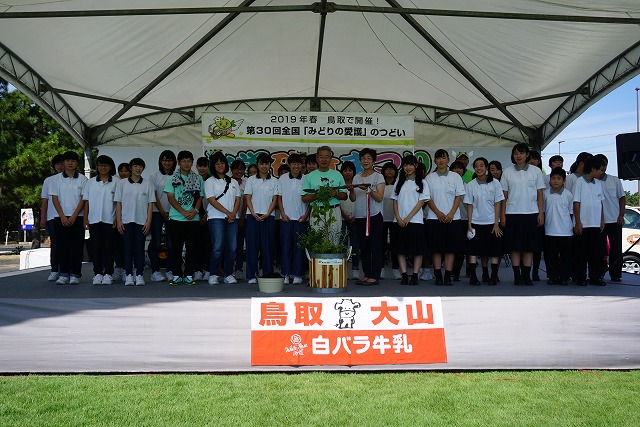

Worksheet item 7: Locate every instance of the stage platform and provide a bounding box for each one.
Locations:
[0,262,638,373]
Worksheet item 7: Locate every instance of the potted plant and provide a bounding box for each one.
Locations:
[299,184,350,293]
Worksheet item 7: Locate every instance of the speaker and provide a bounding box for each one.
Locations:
[616,132,640,180]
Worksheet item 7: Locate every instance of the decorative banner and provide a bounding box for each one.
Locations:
[202,112,414,149]
[251,296,447,366]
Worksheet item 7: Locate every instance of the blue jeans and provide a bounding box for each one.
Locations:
[148,212,171,272]
[208,218,238,277]
[123,223,145,275]
[245,215,275,280]
[280,220,308,277]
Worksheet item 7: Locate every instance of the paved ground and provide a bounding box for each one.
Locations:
[0,255,19,274]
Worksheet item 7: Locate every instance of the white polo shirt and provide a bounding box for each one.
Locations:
[599,174,625,224]
[114,177,156,225]
[150,170,172,213]
[425,170,465,220]
[543,187,574,236]
[390,178,430,224]
[83,176,118,224]
[565,172,580,194]
[50,171,88,217]
[382,182,395,222]
[244,174,280,216]
[353,172,384,218]
[279,173,308,219]
[463,178,504,225]
[573,176,604,228]
[501,165,545,214]
[41,175,59,221]
[204,177,241,219]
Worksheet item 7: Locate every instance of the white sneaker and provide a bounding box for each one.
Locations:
[420,269,433,281]
[165,271,174,281]
[69,276,80,285]
[112,268,124,281]
[151,271,165,282]
[380,268,386,279]
[56,276,69,285]
[125,274,135,286]
[203,272,210,281]
[292,276,303,285]
[102,274,113,285]
[248,278,257,284]
[92,274,104,285]
[47,271,59,281]
[194,271,204,281]
[208,275,219,285]
[135,275,145,286]
[224,275,237,284]
[350,269,360,280]
[392,269,402,280]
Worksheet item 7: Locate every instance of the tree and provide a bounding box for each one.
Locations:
[0,80,81,239]
[625,191,639,207]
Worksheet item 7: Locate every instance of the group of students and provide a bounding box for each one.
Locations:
[40,143,624,288]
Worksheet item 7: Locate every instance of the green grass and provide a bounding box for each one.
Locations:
[0,371,638,426]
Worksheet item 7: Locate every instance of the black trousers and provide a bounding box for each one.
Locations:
[54,216,85,277]
[355,213,383,279]
[602,222,623,279]
[168,219,199,277]
[543,235,572,281]
[574,227,602,283]
[89,222,114,275]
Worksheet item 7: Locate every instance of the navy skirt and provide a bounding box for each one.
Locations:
[427,219,466,253]
[503,213,544,252]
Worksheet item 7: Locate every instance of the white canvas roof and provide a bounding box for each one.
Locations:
[1,1,639,151]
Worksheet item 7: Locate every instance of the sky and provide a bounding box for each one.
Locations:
[541,75,640,193]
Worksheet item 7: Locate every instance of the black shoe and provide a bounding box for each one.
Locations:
[489,280,497,286]
[482,272,490,283]
[409,274,418,286]
[576,281,586,286]
[523,278,534,286]
[514,279,524,286]
[435,276,444,286]
[610,277,622,283]
[400,273,409,286]
[452,275,461,282]
[560,280,569,286]
[470,274,479,286]
[546,279,554,285]
[532,275,540,282]
[444,277,453,286]
[590,279,606,286]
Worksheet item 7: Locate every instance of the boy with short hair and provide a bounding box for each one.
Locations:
[543,168,574,285]
[573,156,606,286]
[164,150,204,286]
[114,158,155,286]
[50,151,88,285]
[545,155,564,188]
[40,154,65,281]
[278,153,311,284]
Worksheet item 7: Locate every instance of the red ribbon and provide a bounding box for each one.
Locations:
[366,190,371,236]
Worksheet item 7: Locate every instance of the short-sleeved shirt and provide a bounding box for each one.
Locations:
[301,169,346,208]
[565,172,580,194]
[114,177,156,225]
[353,172,384,218]
[50,171,88,217]
[244,174,280,216]
[279,173,308,220]
[501,165,545,214]
[150,170,172,213]
[41,175,59,221]
[83,176,118,224]
[599,174,625,224]
[544,187,574,236]
[463,178,504,225]
[425,170,466,220]
[163,173,205,222]
[204,177,241,219]
[390,178,430,224]
[461,169,474,184]
[382,182,396,222]
[573,176,604,228]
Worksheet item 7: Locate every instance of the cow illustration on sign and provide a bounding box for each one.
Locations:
[208,116,243,139]
[334,299,361,329]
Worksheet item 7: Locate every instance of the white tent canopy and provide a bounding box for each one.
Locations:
[1,1,639,153]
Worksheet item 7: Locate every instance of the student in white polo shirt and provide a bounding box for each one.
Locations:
[50,151,88,285]
[115,158,155,286]
[83,155,118,285]
[573,156,606,286]
[543,168,574,285]
[40,154,65,282]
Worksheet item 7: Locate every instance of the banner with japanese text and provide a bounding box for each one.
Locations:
[202,112,414,149]
[251,296,447,366]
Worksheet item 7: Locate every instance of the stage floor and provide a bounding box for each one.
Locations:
[0,262,638,373]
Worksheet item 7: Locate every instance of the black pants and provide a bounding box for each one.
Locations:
[54,216,85,277]
[89,222,114,275]
[574,227,602,283]
[544,235,572,281]
[355,213,383,280]
[382,222,399,269]
[602,222,623,279]
[168,219,199,277]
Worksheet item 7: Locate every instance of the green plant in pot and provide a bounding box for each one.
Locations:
[299,184,348,255]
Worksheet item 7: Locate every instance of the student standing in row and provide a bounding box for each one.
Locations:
[115,158,155,286]
[278,153,310,285]
[244,152,280,283]
[391,155,429,286]
[149,150,176,282]
[40,154,65,282]
[340,161,360,280]
[426,149,466,286]
[51,151,88,285]
[165,150,204,286]
[205,151,241,285]
[543,168,574,285]
[230,160,247,279]
[195,156,212,281]
[464,157,504,286]
[83,155,118,285]
[350,148,385,286]
[500,143,545,286]
[113,163,131,281]
[381,162,400,280]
